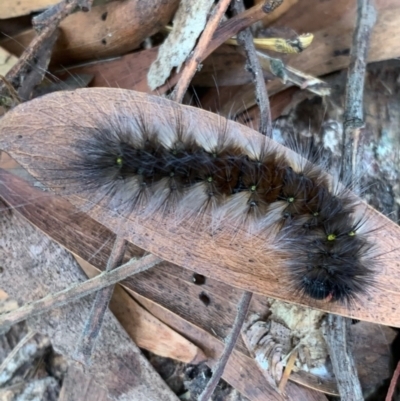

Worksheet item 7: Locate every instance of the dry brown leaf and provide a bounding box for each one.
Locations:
[64,47,161,93]
[0,88,399,327]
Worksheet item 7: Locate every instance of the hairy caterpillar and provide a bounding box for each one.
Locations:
[0,88,397,310]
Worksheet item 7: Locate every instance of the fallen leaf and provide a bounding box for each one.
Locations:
[0,88,399,328]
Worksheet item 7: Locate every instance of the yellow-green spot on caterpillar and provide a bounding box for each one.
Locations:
[250,185,257,192]
[207,176,213,183]
[287,196,295,203]
[327,233,336,241]
[348,230,356,237]
[116,156,123,167]
[313,211,319,217]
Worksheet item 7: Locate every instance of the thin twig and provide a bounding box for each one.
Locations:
[170,0,232,103]
[231,0,276,137]
[386,360,400,401]
[0,254,161,334]
[321,315,363,401]
[198,291,252,401]
[321,5,377,399]
[341,0,377,180]
[74,236,127,364]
